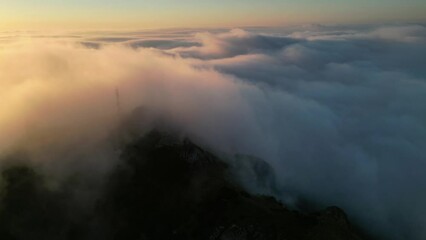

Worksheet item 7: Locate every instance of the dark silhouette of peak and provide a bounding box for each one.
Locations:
[97,129,365,240]
[0,129,366,240]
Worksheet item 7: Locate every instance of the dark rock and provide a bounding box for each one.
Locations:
[97,130,366,240]
[0,129,366,240]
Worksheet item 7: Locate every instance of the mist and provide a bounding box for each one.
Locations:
[0,24,425,240]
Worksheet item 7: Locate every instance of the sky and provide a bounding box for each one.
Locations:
[0,0,426,30]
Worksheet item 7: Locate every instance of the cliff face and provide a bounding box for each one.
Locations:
[0,129,365,240]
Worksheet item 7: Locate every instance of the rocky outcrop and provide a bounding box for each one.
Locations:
[0,129,366,240]
[98,130,365,240]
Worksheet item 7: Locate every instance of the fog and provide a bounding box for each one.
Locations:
[0,24,425,239]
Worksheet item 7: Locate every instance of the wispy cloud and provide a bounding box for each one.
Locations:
[0,24,425,240]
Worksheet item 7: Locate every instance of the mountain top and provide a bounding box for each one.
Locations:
[0,129,366,240]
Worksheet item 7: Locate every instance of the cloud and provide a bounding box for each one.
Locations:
[187,25,426,239]
[171,29,300,59]
[0,24,425,240]
[0,38,262,181]
[288,24,426,43]
[126,39,201,50]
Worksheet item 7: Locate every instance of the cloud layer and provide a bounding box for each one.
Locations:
[0,24,425,240]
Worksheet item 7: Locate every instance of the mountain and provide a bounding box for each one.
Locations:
[0,129,365,240]
[98,129,365,240]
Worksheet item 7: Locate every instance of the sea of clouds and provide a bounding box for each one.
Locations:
[0,23,425,239]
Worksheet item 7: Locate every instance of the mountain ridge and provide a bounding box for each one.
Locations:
[0,129,366,240]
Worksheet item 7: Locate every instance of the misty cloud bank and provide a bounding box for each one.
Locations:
[0,24,425,239]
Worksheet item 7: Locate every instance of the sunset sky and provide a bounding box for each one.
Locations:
[1,0,426,30]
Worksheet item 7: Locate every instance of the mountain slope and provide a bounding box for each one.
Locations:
[0,129,365,240]
[98,130,365,240]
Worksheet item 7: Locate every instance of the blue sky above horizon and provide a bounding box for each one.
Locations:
[1,0,425,30]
